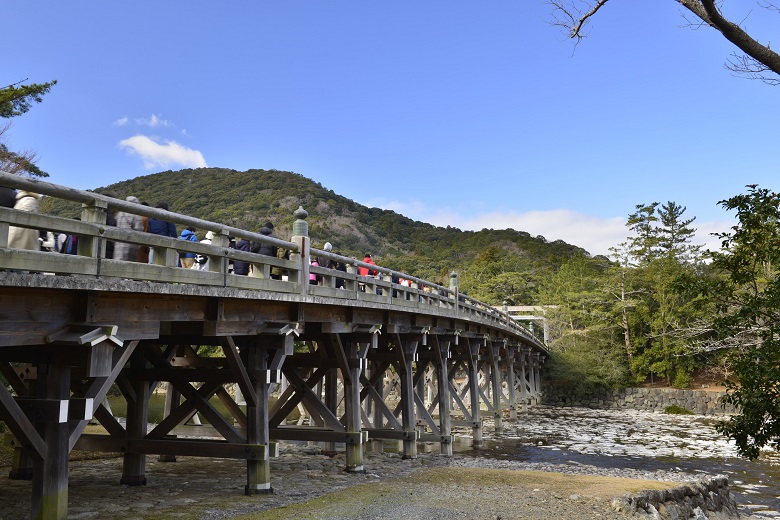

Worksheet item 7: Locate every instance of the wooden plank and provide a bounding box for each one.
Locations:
[170,424,247,438]
[364,428,418,441]
[75,434,268,460]
[14,398,69,423]
[269,427,364,444]
[125,367,235,384]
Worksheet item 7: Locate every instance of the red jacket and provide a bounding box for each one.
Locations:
[359,256,377,276]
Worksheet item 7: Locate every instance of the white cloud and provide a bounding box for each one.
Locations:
[135,114,173,128]
[694,219,734,254]
[118,135,207,170]
[112,117,129,126]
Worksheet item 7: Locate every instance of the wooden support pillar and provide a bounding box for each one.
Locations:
[507,345,517,421]
[528,352,539,405]
[343,341,364,473]
[519,348,529,414]
[371,361,385,429]
[120,347,149,486]
[489,342,503,434]
[323,364,339,455]
[245,330,292,493]
[159,346,183,463]
[466,338,482,448]
[245,346,272,494]
[531,352,543,405]
[433,336,452,456]
[396,335,418,459]
[368,360,385,452]
[415,366,425,435]
[30,362,70,520]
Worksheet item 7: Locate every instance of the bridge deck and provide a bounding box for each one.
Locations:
[0,172,546,519]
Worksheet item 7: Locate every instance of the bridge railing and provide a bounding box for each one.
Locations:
[0,171,543,348]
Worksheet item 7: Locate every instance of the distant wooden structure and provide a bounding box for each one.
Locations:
[0,172,546,520]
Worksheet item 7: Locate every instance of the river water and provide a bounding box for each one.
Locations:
[450,406,780,518]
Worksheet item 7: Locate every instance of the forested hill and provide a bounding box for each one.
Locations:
[46,167,592,303]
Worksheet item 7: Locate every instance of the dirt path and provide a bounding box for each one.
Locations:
[248,467,673,520]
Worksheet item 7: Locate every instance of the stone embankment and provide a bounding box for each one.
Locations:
[542,385,736,415]
[612,476,740,519]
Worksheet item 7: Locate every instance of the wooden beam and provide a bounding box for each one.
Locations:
[0,383,46,459]
[75,434,268,460]
[220,336,257,407]
[269,427,364,444]
[68,340,139,452]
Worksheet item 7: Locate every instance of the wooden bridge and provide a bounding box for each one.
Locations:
[0,172,547,519]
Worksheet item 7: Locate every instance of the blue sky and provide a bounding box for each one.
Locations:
[5,1,779,256]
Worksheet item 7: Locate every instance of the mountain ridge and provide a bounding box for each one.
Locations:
[45,167,594,304]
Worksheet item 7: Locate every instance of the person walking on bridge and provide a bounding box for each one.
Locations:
[178,227,199,269]
[324,242,347,289]
[359,253,377,277]
[0,186,17,208]
[148,201,177,264]
[114,196,145,262]
[7,190,41,251]
[251,222,280,278]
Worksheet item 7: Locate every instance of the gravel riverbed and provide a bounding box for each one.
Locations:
[1,406,778,519]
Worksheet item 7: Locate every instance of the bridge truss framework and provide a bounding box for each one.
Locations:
[0,172,546,519]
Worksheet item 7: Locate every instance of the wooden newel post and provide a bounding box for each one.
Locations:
[290,206,309,295]
[449,272,459,314]
[79,199,108,258]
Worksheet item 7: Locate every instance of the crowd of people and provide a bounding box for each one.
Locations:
[0,189,384,287]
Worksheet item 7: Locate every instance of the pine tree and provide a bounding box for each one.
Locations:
[0,79,57,177]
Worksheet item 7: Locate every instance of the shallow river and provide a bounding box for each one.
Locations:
[452,406,780,517]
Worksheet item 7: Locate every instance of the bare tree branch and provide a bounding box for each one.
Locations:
[550,0,780,84]
[548,0,612,44]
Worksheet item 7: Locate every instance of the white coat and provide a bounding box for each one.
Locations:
[7,191,42,251]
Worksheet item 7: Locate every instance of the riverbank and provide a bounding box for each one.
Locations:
[0,445,707,520]
[2,406,777,519]
[0,441,761,520]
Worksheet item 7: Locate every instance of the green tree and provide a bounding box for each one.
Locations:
[0,80,57,118]
[540,253,631,388]
[459,246,540,304]
[705,186,780,458]
[539,253,606,350]
[657,201,701,264]
[626,202,660,265]
[605,242,642,374]
[0,79,57,178]
[621,201,704,385]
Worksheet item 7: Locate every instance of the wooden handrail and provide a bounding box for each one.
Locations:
[0,171,545,351]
